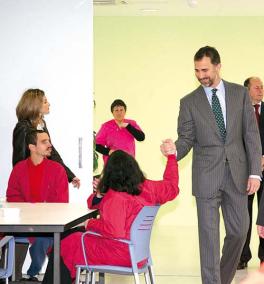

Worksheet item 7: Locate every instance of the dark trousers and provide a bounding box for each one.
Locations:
[42,252,72,284]
[240,181,264,263]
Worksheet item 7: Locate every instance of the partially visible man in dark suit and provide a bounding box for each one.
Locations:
[257,166,264,258]
[163,46,262,284]
[238,77,264,270]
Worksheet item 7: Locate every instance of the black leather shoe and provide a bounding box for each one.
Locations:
[20,276,40,282]
[237,261,248,270]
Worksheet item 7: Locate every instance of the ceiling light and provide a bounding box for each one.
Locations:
[187,0,198,8]
[140,8,159,12]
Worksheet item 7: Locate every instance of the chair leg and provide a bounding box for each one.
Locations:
[75,266,81,284]
[4,247,10,284]
[144,271,151,284]
[85,270,90,284]
[148,266,155,284]
[133,272,140,284]
[98,272,105,284]
[91,271,96,284]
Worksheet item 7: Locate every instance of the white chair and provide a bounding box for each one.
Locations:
[0,236,15,284]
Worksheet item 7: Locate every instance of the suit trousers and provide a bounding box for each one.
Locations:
[240,181,264,263]
[196,162,249,284]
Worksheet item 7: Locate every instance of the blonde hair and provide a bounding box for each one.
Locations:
[16,89,45,127]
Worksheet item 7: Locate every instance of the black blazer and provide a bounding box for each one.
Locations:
[12,119,75,182]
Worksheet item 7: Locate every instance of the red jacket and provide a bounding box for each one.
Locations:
[6,158,69,203]
[61,155,179,278]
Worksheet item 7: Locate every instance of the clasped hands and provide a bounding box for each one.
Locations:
[160,138,176,156]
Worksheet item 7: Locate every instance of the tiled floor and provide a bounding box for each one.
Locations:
[17,224,263,283]
[100,225,263,283]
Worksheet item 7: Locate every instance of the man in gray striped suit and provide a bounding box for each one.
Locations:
[174,46,262,284]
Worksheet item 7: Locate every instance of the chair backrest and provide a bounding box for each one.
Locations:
[129,205,160,266]
[0,236,15,279]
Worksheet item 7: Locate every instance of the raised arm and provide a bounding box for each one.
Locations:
[142,140,179,204]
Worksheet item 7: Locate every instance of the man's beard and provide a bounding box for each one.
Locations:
[199,77,214,87]
[45,148,52,157]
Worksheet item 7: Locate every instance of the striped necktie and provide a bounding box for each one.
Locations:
[211,88,226,141]
[254,104,260,126]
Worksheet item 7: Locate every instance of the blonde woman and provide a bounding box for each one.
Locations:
[13,89,80,187]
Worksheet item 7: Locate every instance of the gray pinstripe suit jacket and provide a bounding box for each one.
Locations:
[175,80,262,198]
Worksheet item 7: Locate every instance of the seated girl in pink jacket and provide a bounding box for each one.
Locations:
[42,141,179,284]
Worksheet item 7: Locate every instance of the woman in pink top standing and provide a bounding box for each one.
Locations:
[96,99,145,164]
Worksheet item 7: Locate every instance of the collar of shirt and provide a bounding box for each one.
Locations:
[27,157,46,168]
[202,80,226,126]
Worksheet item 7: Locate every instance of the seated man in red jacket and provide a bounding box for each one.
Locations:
[6,129,68,281]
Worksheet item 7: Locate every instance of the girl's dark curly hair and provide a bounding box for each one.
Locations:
[98,150,145,195]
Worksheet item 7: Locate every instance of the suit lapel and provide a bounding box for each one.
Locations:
[223,81,237,139]
[194,85,222,139]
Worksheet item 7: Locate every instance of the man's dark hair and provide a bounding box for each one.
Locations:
[25,129,48,146]
[244,77,251,88]
[110,99,127,113]
[98,150,145,196]
[194,46,221,65]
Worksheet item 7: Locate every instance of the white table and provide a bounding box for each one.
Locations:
[0,202,98,284]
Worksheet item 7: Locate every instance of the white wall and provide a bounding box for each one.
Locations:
[0,0,93,202]
[94,16,264,227]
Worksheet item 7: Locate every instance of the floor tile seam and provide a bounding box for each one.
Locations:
[151,274,200,277]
